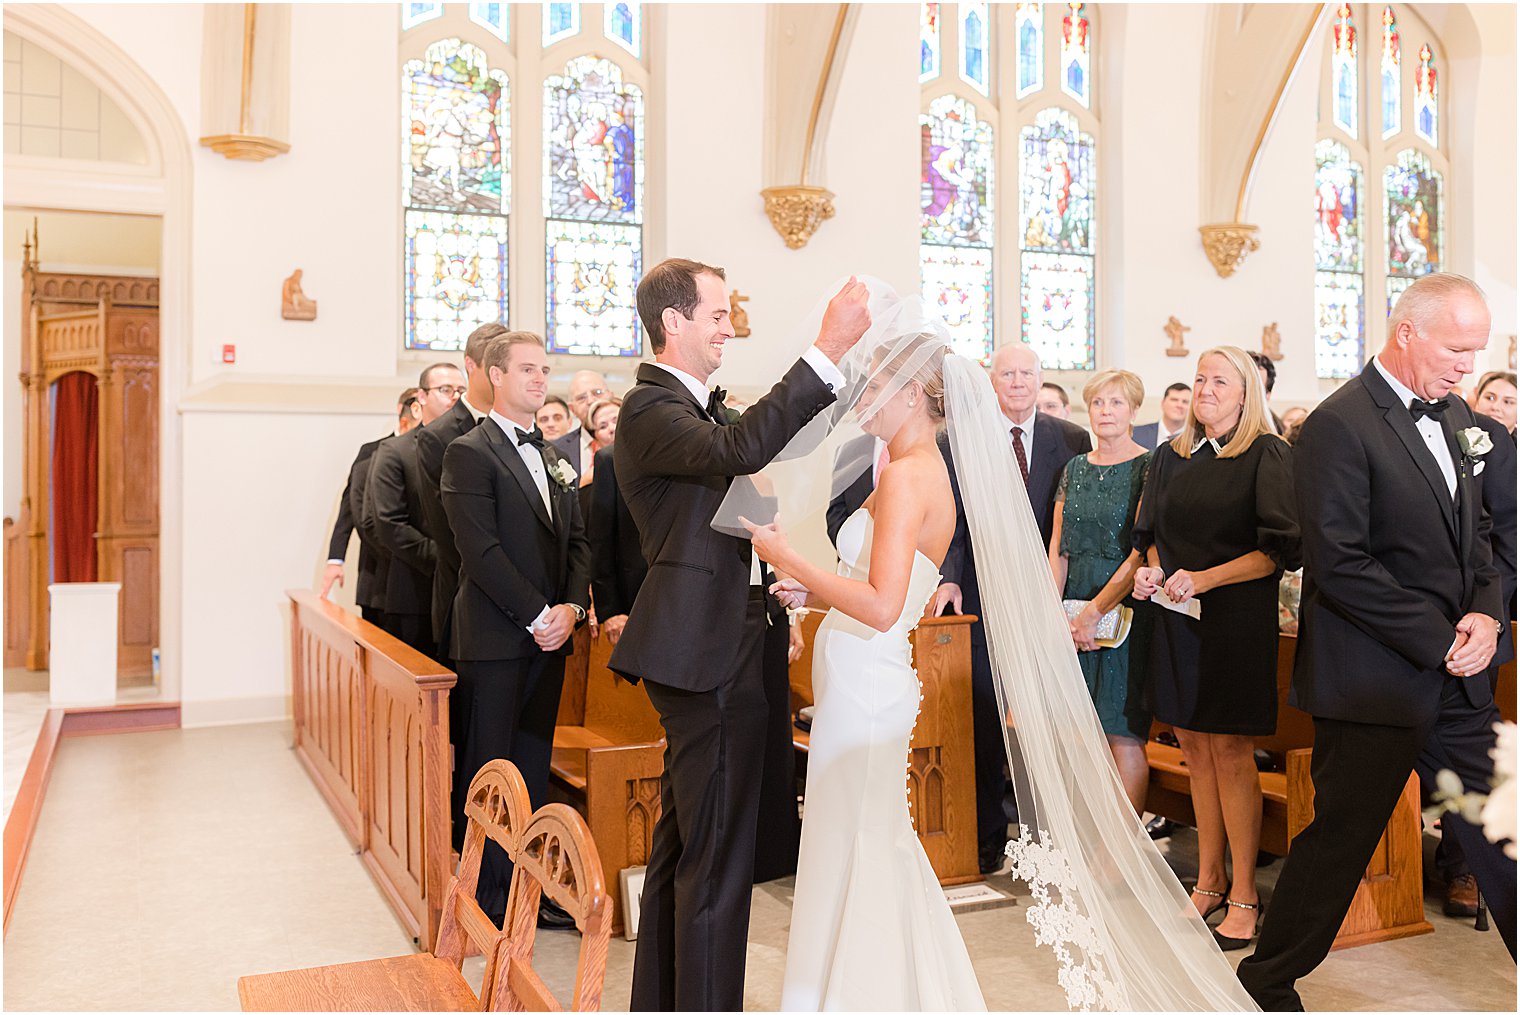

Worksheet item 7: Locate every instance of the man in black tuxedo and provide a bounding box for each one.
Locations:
[322,388,420,623]
[1131,381,1191,450]
[930,342,1089,873]
[1238,275,1516,1011]
[415,324,504,660]
[441,330,591,923]
[549,369,611,474]
[612,259,868,1011]
[365,362,464,656]
[587,443,646,647]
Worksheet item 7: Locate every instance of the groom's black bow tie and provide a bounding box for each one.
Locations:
[707,386,730,424]
[515,426,546,449]
[1409,397,1451,422]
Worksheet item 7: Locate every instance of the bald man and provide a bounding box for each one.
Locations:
[934,342,1090,874]
[549,369,612,475]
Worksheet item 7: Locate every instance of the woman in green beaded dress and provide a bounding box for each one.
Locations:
[1047,370,1154,813]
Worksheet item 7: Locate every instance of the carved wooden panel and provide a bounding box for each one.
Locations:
[294,624,364,846]
[107,310,159,359]
[908,745,948,836]
[3,516,27,669]
[34,273,158,306]
[907,617,980,885]
[364,670,428,936]
[624,775,660,864]
[115,366,158,529]
[39,313,101,377]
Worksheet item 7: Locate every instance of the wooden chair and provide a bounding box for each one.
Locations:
[238,761,612,1012]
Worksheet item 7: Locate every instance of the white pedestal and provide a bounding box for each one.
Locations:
[48,582,120,707]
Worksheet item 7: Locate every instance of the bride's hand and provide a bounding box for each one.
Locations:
[769,577,811,611]
[1133,566,1164,601]
[740,515,792,570]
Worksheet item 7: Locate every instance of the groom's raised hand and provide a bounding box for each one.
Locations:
[814,277,872,363]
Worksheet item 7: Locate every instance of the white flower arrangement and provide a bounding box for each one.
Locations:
[1458,426,1495,458]
[1434,720,1516,860]
[548,459,578,493]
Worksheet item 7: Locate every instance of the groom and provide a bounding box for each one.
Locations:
[612,259,870,1011]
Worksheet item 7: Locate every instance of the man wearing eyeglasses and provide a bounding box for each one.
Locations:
[363,361,464,655]
[549,369,611,478]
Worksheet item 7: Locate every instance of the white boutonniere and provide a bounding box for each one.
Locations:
[547,458,578,493]
[1458,426,1494,458]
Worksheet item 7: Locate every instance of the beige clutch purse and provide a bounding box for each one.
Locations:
[1061,600,1135,649]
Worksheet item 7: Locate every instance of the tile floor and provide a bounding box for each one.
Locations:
[2,720,1514,1011]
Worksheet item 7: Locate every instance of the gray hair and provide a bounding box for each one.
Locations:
[1388,273,1488,338]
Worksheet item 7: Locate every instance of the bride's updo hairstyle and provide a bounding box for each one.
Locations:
[870,333,947,424]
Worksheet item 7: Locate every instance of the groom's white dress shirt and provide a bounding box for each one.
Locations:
[490,408,557,632]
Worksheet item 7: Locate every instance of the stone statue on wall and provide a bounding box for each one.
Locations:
[1164,315,1191,358]
[730,290,751,338]
[282,269,317,321]
[1261,321,1283,361]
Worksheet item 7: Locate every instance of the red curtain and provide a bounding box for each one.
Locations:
[51,371,99,583]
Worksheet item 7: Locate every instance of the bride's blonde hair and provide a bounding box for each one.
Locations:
[872,334,947,423]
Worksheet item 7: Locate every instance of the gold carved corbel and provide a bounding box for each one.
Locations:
[1199,224,1261,279]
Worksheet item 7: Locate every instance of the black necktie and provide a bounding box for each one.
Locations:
[707,386,730,425]
[1409,398,1451,422]
[515,426,546,449]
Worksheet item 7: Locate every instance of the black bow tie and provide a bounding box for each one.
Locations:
[515,426,546,449]
[1409,398,1451,422]
[707,386,730,424]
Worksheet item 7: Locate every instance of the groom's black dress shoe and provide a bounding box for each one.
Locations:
[978,839,1008,875]
[538,897,578,930]
[1145,816,1177,840]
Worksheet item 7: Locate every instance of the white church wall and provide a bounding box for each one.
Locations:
[1464,4,1517,371]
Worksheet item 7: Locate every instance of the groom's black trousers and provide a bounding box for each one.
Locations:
[631,591,769,1011]
[1238,677,1516,1011]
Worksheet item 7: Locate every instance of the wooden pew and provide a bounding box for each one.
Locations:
[286,589,455,952]
[239,760,612,1012]
[1145,632,1432,950]
[1498,621,1517,724]
[788,609,981,886]
[550,626,665,933]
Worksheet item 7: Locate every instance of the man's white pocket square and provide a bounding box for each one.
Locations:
[1474,461,1487,475]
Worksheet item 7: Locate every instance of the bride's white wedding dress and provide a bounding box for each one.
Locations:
[781,508,987,1012]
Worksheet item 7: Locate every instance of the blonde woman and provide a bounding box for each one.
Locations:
[1047,369,1154,813]
[1131,346,1301,950]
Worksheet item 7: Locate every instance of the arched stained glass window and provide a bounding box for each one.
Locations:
[1313,140,1365,379]
[403,2,442,31]
[604,2,640,58]
[1015,4,1043,99]
[1385,147,1441,312]
[920,3,942,83]
[920,94,995,362]
[543,2,579,47]
[402,39,510,351]
[1379,6,1400,139]
[1331,3,1358,139]
[1414,43,1437,146]
[468,2,508,43]
[960,2,989,95]
[543,56,644,355]
[1059,3,1091,109]
[1019,108,1095,369]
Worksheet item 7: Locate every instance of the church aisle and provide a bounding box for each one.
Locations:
[3,719,1514,1011]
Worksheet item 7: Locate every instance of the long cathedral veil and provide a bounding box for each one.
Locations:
[715,279,1259,1012]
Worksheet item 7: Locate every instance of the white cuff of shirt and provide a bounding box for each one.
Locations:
[801,346,846,394]
[527,605,552,633]
[326,559,345,566]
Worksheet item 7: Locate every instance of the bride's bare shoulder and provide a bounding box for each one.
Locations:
[876,449,951,501]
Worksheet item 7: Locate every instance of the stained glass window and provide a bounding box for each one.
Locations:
[403,40,510,351]
[1331,3,1358,138]
[605,2,640,58]
[1015,4,1043,99]
[1385,147,1441,280]
[960,2,989,96]
[544,57,644,355]
[1019,108,1095,369]
[543,2,579,47]
[1414,43,1437,146]
[920,3,941,83]
[1059,3,1091,109]
[920,94,995,362]
[402,2,442,31]
[405,210,509,351]
[1379,6,1400,139]
[1386,274,1414,317]
[468,2,509,43]
[1314,140,1364,378]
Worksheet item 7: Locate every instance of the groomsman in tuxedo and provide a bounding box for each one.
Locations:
[365,363,464,655]
[1131,381,1191,449]
[321,388,420,621]
[587,443,646,647]
[612,260,867,1011]
[441,331,591,923]
[414,323,504,662]
[931,342,1089,874]
[1238,274,1516,1011]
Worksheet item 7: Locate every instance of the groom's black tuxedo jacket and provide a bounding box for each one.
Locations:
[610,361,835,692]
[1290,363,1503,727]
[441,417,591,662]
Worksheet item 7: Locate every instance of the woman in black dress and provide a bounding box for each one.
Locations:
[1132,345,1300,950]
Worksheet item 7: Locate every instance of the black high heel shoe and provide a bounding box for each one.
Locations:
[1211,897,1261,951]
[1190,883,1230,921]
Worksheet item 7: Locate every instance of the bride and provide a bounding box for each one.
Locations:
[730,283,1259,1013]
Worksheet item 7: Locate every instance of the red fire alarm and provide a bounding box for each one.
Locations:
[221,344,236,364]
